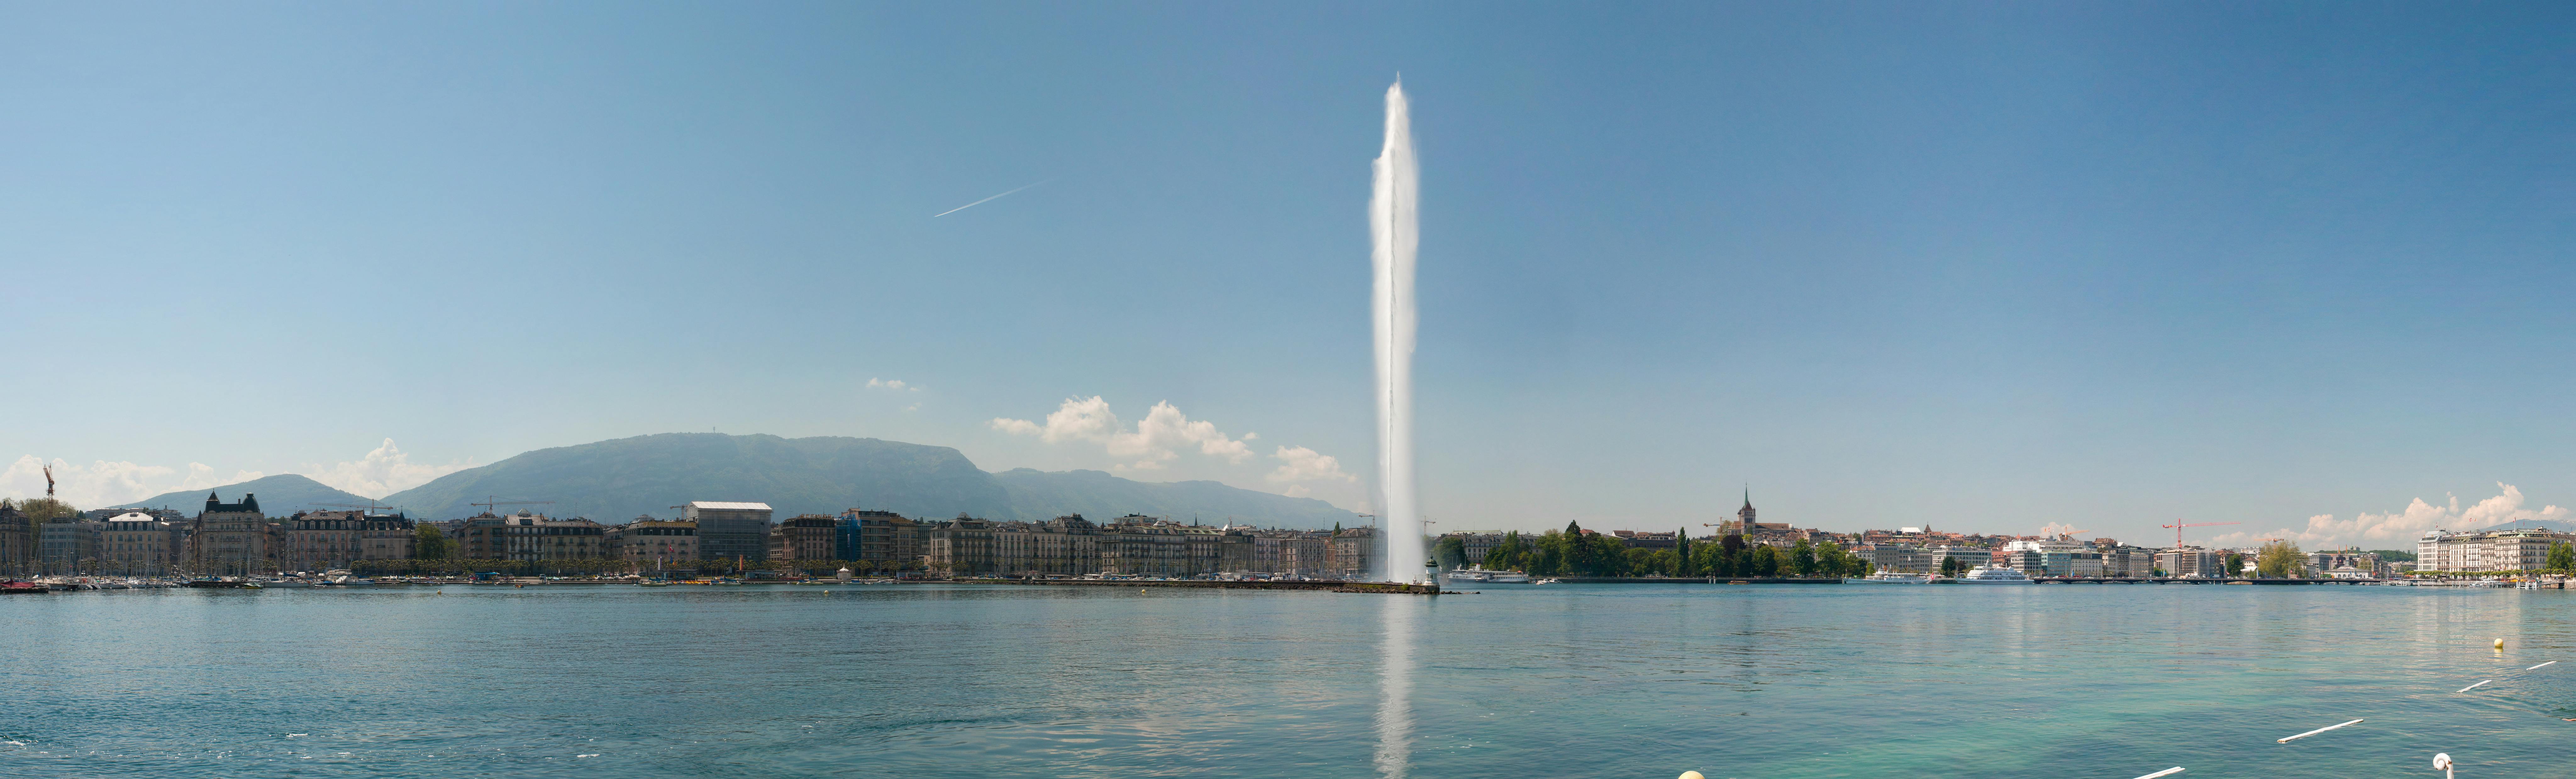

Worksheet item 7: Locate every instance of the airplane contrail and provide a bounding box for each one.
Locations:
[933,180,1050,218]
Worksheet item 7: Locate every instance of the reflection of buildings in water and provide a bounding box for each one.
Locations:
[1374,596,1418,779]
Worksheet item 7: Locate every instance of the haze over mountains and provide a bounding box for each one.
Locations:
[115,473,378,515]
[121,434,1362,528]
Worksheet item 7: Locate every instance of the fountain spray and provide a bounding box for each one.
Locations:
[1372,79,1424,583]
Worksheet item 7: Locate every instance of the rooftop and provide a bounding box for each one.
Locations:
[688,501,773,511]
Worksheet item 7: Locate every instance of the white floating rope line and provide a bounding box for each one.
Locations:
[2277,719,2364,743]
[2131,767,2185,779]
[2458,680,2492,693]
[2529,660,2557,671]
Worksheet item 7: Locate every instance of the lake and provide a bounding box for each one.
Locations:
[3,583,2571,777]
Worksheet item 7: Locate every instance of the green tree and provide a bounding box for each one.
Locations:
[413,524,455,560]
[1675,528,1696,577]
[1484,531,1529,572]
[2545,541,2575,573]
[1589,533,1629,576]
[1750,544,1781,577]
[1790,539,1819,577]
[2255,541,2304,578]
[8,497,82,523]
[1814,542,1867,577]
[1627,547,1661,576]
[1434,536,1468,571]
[2223,552,2246,578]
[1717,534,1747,577]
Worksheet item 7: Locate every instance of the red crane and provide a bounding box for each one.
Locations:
[41,463,54,498]
[2160,520,2240,547]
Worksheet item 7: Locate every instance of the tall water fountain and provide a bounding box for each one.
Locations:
[1372,80,1424,583]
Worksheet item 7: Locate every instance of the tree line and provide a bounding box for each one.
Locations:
[1467,522,1869,578]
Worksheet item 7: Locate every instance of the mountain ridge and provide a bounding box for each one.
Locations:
[117,474,381,514]
[366,433,1360,527]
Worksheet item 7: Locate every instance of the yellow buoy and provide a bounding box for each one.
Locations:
[1680,772,1707,779]
[2495,638,2506,649]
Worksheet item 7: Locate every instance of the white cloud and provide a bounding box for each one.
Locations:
[2,456,262,508]
[991,396,1257,466]
[866,378,920,392]
[1268,445,1358,485]
[302,439,476,499]
[991,396,1367,510]
[2208,482,2571,549]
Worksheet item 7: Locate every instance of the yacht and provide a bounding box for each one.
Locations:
[1957,566,2032,584]
[1855,571,1934,583]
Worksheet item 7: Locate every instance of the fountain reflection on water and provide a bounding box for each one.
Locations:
[1373,593,1418,778]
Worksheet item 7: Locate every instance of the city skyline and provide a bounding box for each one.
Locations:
[8,3,2576,546]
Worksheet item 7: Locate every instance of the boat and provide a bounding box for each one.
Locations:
[1,580,50,594]
[1957,566,2032,584]
[1531,577,1560,585]
[1854,572,1934,583]
[636,580,672,587]
[1443,569,1490,583]
[258,578,316,588]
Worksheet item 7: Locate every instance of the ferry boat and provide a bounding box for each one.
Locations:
[1442,566,1533,585]
[1957,566,2032,584]
[1854,571,1934,583]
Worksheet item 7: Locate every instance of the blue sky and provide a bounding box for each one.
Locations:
[4,2,2573,547]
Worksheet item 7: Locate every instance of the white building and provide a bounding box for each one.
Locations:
[2155,548,2227,578]
[1929,546,1990,571]
[2417,528,2576,573]
[100,511,175,576]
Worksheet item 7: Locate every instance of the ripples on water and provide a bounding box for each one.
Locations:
[3,584,2571,777]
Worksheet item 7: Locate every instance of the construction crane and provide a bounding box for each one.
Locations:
[42,463,54,498]
[2159,520,2240,547]
[2049,527,2091,541]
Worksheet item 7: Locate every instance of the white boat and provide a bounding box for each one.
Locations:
[1443,566,1533,584]
[1853,572,1934,583]
[1957,566,2032,584]
[258,578,317,588]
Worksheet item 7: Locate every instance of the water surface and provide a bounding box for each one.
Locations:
[3,583,2570,777]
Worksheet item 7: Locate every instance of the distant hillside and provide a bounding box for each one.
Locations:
[378,433,1359,528]
[116,474,379,515]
